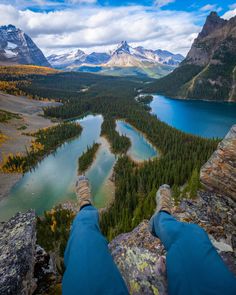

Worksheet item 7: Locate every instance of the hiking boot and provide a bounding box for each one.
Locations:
[75,175,92,209]
[155,184,172,214]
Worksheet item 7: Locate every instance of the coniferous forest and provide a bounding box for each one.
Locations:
[78,142,100,173]
[0,68,218,240]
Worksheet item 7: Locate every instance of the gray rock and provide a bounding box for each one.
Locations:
[185,12,227,66]
[200,125,236,201]
[109,221,167,295]
[0,210,36,295]
[109,190,236,294]
[33,245,57,295]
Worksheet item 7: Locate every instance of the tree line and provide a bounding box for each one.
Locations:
[1,69,219,240]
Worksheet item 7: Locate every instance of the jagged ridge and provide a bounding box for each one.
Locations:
[147,12,236,101]
[47,41,184,77]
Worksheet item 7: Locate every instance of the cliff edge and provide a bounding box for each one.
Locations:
[200,125,236,200]
[109,125,236,294]
[0,125,235,294]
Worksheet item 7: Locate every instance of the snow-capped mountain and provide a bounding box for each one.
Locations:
[84,52,110,65]
[47,49,86,68]
[105,41,147,67]
[134,46,184,66]
[106,41,184,67]
[47,41,184,70]
[0,25,50,67]
[47,50,110,69]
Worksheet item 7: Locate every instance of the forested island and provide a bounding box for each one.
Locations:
[78,142,100,173]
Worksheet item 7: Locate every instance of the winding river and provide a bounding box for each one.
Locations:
[0,115,157,221]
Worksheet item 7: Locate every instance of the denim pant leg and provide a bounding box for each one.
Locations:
[62,206,129,295]
[150,211,184,250]
[150,211,236,295]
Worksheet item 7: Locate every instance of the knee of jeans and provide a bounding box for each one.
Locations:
[149,212,169,237]
[74,207,99,225]
[149,215,156,237]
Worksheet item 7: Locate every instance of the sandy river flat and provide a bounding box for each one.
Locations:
[0,92,61,200]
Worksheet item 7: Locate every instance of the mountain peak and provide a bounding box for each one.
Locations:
[48,41,184,74]
[0,24,18,32]
[112,41,130,55]
[208,11,219,18]
[0,24,50,67]
[199,11,227,38]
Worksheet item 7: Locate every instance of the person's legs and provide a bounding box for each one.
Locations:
[150,211,184,250]
[62,176,129,295]
[149,185,236,295]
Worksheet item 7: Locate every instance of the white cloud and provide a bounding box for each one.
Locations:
[200,4,216,11]
[200,4,222,13]
[67,0,97,3]
[0,4,201,56]
[222,8,236,20]
[229,3,236,10]
[154,0,175,9]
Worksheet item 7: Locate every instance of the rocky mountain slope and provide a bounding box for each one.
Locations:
[47,41,184,78]
[0,25,50,67]
[147,12,236,101]
[0,124,235,294]
[105,41,183,67]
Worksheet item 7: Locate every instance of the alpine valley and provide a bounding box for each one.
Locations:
[0,8,236,295]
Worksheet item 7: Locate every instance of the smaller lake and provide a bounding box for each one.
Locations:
[0,115,157,221]
[116,120,157,161]
[150,95,236,138]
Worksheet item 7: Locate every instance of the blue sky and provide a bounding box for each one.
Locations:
[0,0,236,55]
[15,0,236,15]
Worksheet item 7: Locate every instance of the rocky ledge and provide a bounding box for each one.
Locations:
[0,211,56,295]
[0,210,36,295]
[200,124,236,200]
[109,191,236,295]
[110,125,236,294]
[0,125,235,294]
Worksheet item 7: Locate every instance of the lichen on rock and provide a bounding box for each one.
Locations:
[109,221,168,295]
[109,190,236,295]
[0,210,37,295]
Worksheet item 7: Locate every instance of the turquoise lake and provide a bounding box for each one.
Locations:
[116,120,157,161]
[0,115,156,221]
[150,95,236,138]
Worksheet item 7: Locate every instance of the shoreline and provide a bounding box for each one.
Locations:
[93,136,116,210]
[116,118,161,162]
[78,142,101,175]
[150,93,236,104]
[0,92,58,201]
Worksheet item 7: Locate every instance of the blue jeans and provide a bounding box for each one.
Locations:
[62,205,129,295]
[150,211,236,295]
